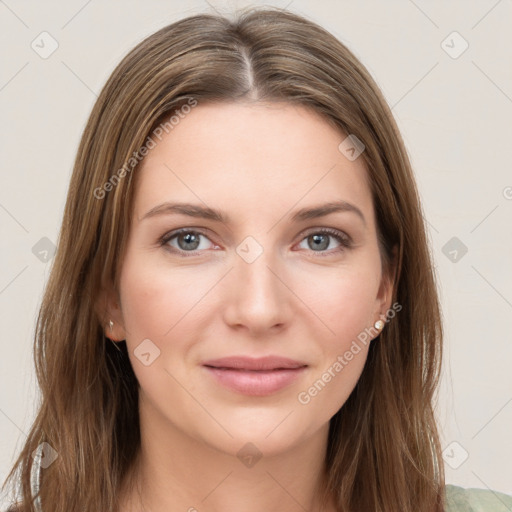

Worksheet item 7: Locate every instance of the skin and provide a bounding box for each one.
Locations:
[98,101,395,512]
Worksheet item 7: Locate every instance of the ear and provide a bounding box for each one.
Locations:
[375,244,398,321]
[94,280,126,342]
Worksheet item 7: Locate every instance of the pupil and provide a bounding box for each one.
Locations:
[310,234,328,251]
[179,232,200,250]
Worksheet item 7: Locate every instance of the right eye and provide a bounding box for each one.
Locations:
[159,228,218,256]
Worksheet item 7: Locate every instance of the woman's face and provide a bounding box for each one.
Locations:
[112,101,393,457]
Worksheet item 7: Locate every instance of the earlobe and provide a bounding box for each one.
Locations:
[94,282,126,342]
[373,245,399,340]
[374,319,385,331]
[377,244,399,315]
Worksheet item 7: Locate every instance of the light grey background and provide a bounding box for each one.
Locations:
[1,0,511,502]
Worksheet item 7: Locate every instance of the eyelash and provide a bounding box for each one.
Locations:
[158,227,352,258]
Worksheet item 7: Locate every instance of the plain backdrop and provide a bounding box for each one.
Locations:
[1,0,511,503]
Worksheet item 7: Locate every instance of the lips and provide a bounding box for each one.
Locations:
[202,355,308,371]
[202,356,308,396]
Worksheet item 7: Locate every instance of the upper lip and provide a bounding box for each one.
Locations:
[202,356,308,371]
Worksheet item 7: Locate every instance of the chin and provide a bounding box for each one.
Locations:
[190,407,324,460]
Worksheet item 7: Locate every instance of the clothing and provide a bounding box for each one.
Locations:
[445,484,512,511]
[6,483,511,511]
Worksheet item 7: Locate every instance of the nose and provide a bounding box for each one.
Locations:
[222,245,292,336]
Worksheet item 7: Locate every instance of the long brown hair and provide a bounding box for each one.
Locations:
[2,7,445,512]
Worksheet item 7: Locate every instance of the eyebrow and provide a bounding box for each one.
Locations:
[139,200,366,226]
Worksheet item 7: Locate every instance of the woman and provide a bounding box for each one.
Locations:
[2,7,511,512]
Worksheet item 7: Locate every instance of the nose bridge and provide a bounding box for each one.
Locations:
[236,237,281,301]
[225,234,289,330]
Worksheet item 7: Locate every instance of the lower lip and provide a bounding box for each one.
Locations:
[203,366,307,396]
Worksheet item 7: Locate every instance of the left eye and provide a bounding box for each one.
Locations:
[297,229,351,253]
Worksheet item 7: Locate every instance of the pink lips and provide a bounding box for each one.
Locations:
[202,356,308,396]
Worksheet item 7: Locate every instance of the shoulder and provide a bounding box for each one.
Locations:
[445,484,512,512]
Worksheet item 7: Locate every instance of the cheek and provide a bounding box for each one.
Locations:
[298,344,369,428]
[119,251,208,343]
[117,254,201,400]
[119,266,173,342]
[295,264,381,345]
[295,269,377,421]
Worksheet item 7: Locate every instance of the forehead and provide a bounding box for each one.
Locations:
[133,101,374,226]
